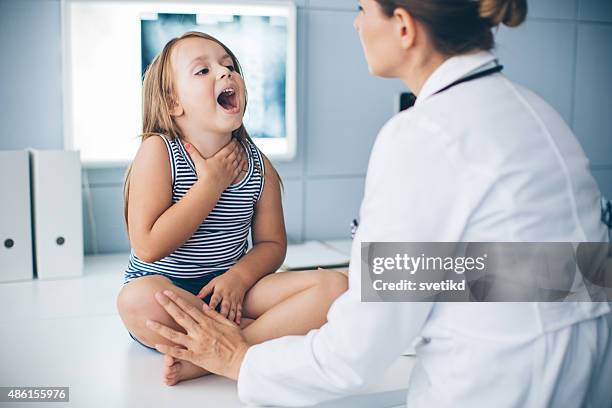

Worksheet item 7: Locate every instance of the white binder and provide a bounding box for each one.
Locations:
[30,150,83,279]
[0,151,34,282]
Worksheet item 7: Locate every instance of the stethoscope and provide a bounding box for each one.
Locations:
[351,61,612,237]
[433,63,504,96]
[399,61,504,110]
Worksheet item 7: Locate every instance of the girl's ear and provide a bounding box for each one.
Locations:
[168,96,184,117]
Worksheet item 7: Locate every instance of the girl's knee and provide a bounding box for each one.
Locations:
[117,276,180,343]
[316,270,348,298]
[117,275,172,315]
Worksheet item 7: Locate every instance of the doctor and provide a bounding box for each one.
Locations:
[146,0,612,406]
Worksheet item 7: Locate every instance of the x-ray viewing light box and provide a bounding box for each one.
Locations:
[62,0,297,166]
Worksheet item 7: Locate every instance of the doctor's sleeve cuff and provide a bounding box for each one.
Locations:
[237,330,353,407]
[236,343,259,405]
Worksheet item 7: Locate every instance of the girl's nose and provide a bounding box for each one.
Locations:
[217,67,233,80]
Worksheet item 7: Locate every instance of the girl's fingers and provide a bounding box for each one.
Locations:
[215,138,238,159]
[227,150,238,163]
[197,282,214,300]
[232,140,243,158]
[227,299,240,322]
[220,300,231,318]
[230,139,240,152]
[209,293,221,311]
[202,303,239,328]
[236,303,242,324]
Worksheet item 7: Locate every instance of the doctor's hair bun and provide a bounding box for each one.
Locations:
[374,0,528,54]
[479,0,527,27]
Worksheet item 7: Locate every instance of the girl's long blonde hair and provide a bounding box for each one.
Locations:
[123,31,280,230]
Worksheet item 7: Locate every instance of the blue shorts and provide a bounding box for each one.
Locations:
[124,271,224,351]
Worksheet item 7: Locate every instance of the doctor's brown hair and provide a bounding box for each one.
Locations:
[374,0,527,55]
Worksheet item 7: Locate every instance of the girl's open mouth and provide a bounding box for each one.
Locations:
[217,88,240,114]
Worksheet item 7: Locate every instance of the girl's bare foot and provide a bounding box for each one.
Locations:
[163,354,210,386]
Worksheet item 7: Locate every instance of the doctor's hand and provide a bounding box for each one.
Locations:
[146,289,250,381]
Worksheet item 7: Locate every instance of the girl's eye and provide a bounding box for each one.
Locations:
[226,65,235,72]
[196,67,209,75]
[358,5,363,12]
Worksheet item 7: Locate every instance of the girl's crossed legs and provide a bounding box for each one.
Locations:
[117,269,348,385]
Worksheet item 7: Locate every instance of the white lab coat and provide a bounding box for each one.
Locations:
[237,51,612,407]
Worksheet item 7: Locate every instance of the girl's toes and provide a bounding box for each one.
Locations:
[164,363,180,376]
[164,369,179,386]
[163,360,181,386]
[164,354,176,367]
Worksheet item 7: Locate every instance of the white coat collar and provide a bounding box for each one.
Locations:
[415,50,499,106]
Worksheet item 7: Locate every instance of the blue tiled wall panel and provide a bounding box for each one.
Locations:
[529,0,577,20]
[309,0,355,10]
[305,9,407,177]
[83,185,130,254]
[279,178,304,243]
[592,168,612,199]
[304,177,365,240]
[573,24,612,167]
[0,0,63,150]
[495,20,576,125]
[84,167,129,185]
[579,0,612,22]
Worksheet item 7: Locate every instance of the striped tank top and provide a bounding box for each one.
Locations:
[125,135,265,282]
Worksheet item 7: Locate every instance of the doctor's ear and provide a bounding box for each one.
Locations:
[392,7,417,49]
[168,96,184,117]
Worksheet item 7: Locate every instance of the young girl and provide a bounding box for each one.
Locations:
[116,31,348,386]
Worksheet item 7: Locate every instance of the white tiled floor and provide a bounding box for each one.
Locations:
[0,253,414,407]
